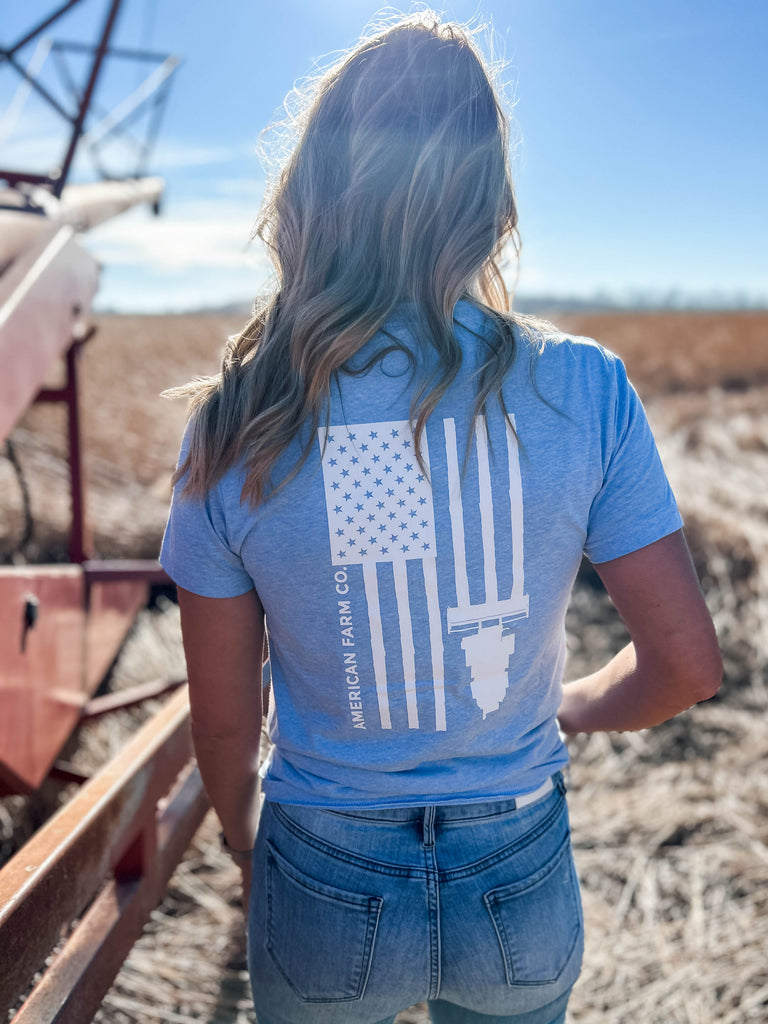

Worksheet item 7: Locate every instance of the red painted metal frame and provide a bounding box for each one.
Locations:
[0,0,122,196]
[54,0,124,198]
[0,560,171,796]
[0,686,209,1023]
[36,331,94,563]
[0,566,86,795]
[84,568,154,695]
[0,231,99,444]
[1,8,201,1016]
[0,0,179,195]
[1,2,82,65]
[1,311,174,796]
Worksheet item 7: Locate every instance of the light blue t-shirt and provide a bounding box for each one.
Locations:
[160,302,682,808]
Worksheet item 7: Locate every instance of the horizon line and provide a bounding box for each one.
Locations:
[93,291,768,317]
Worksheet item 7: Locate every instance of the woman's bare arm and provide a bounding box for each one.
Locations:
[177,586,265,852]
[558,529,722,734]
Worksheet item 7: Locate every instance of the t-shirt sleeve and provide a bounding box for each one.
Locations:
[158,423,254,598]
[584,354,683,564]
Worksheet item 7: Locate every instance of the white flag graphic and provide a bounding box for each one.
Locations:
[318,414,529,729]
[318,422,444,731]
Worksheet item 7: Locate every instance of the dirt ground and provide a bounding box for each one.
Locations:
[2,309,768,1023]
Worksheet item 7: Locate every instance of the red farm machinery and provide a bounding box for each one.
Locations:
[0,4,208,1019]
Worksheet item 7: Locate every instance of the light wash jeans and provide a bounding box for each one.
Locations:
[247,772,582,1024]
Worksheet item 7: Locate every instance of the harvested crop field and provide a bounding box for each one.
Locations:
[2,309,767,1023]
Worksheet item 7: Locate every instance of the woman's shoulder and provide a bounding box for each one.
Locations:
[454,301,622,377]
[522,323,621,376]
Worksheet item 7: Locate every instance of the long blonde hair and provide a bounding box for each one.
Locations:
[169,12,523,505]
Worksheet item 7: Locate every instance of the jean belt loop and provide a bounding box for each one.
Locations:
[422,805,436,847]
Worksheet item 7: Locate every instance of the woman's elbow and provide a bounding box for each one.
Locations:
[672,641,723,708]
[640,629,722,716]
[695,646,723,702]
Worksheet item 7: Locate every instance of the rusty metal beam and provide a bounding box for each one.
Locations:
[49,760,91,785]
[0,1,84,62]
[65,335,89,562]
[52,40,171,64]
[82,676,186,719]
[54,0,124,196]
[12,764,207,1024]
[0,50,76,124]
[0,170,56,188]
[0,687,208,1018]
[82,560,171,585]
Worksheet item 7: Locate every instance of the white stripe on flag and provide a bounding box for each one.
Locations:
[423,556,446,731]
[443,418,470,608]
[393,560,419,729]
[474,416,498,604]
[506,415,526,601]
[363,561,391,729]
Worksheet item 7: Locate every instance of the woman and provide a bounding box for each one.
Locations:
[160,14,721,1024]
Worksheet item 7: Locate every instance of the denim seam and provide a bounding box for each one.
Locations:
[437,790,566,883]
[264,847,384,1003]
[267,841,382,907]
[328,809,422,823]
[482,835,581,988]
[273,802,427,878]
[422,807,441,1000]
[425,842,441,1001]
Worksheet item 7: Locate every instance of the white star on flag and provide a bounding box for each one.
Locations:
[318,421,436,566]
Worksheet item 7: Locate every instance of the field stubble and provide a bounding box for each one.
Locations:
[1,310,767,1023]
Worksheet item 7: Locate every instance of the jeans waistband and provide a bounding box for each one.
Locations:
[318,772,564,825]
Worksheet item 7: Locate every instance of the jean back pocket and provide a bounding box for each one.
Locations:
[265,841,383,1002]
[483,835,583,987]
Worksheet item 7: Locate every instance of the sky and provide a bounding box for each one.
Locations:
[2,0,766,312]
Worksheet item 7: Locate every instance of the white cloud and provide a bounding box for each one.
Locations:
[94,263,267,313]
[82,199,270,273]
[0,117,254,176]
[151,140,254,170]
[0,132,64,170]
[208,176,266,199]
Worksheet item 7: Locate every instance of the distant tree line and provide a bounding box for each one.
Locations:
[95,290,768,317]
[514,289,768,313]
